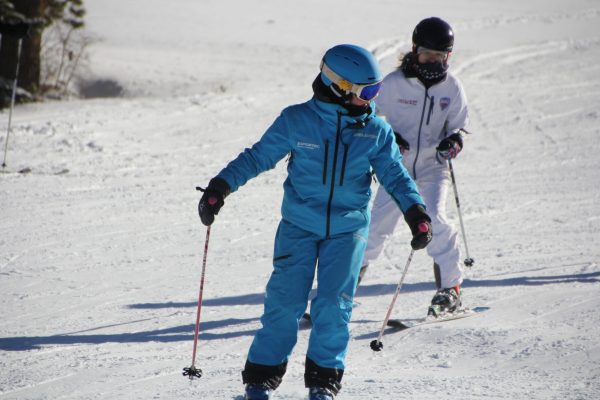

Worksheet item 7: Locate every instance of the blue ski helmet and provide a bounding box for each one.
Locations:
[320,44,383,101]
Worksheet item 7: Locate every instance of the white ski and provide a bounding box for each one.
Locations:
[387,306,489,330]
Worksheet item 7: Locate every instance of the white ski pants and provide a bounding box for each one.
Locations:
[364,167,463,289]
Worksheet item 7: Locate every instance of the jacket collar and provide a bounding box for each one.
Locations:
[310,75,376,127]
[309,98,376,128]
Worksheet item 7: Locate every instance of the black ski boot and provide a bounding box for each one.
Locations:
[244,383,271,400]
[309,386,334,400]
[428,286,461,317]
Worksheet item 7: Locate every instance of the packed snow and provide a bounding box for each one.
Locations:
[1,0,599,399]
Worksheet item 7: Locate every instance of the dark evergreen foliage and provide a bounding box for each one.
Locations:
[0,0,87,108]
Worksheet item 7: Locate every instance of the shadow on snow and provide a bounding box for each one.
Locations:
[127,270,600,309]
[1,270,597,351]
[0,317,259,351]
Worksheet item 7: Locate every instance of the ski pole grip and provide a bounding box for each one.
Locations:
[418,222,429,233]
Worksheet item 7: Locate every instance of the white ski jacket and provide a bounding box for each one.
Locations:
[375,68,469,179]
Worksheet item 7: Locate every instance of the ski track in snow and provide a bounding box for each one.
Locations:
[1,0,600,399]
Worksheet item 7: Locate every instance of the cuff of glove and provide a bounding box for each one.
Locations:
[208,177,231,198]
[447,132,464,149]
[404,204,431,226]
[394,131,410,150]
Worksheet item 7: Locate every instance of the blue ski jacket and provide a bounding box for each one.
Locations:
[216,97,425,237]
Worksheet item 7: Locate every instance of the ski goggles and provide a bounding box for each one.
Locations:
[320,61,382,101]
[417,46,450,62]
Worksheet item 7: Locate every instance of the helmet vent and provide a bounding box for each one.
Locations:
[343,56,359,66]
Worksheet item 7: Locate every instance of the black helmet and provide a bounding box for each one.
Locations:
[412,17,454,52]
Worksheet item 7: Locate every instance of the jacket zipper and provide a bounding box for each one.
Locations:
[339,143,348,186]
[412,88,429,180]
[325,112,342,238]
[427,96,435,125]
[322,140,329,184]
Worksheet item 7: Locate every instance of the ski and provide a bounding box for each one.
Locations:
[387,306,489,330]
[0,167,69,176]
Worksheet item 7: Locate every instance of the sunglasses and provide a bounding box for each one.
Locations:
[320,61,382,101]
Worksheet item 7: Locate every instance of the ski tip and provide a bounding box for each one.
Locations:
[299,312,312,329]
[386,319,411,330]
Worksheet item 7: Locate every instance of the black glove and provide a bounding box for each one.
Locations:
[394,131,410,154]
[404,204,432,250]
[198,177,230,226]
[437,133,463,160]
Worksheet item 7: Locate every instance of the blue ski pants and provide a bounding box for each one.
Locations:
[247,219,368,370]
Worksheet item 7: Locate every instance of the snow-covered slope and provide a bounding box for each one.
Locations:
[1,1,599,399]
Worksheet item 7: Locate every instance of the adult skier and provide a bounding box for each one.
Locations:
[360,17,470,317]
[197,44,432,400]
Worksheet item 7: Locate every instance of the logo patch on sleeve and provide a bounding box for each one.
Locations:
[440,97,451,111]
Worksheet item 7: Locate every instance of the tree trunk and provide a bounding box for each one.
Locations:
[0,0,45,94]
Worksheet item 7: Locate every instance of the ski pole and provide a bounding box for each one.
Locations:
[370,248,416,352]
[183,223,211,380]
[448,158,474,267]
[2,38,23,169]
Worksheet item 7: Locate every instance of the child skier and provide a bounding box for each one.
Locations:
[197,44,432,400]
[361,17,470,317]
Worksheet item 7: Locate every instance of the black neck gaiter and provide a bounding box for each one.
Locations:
[400,52,448,87]
[312,76,370,117]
